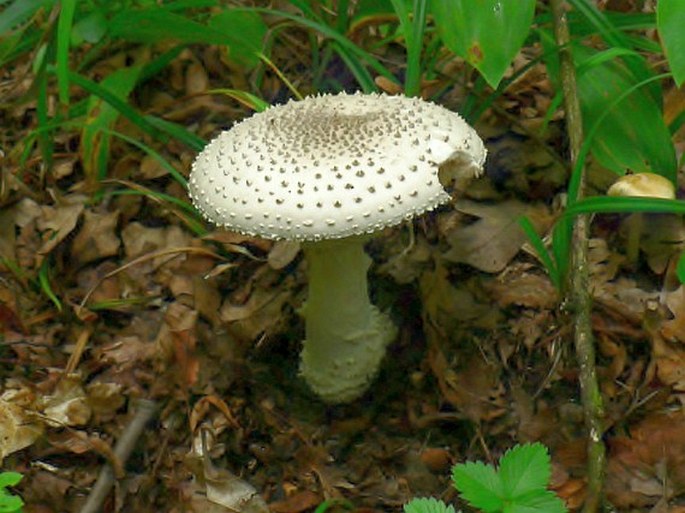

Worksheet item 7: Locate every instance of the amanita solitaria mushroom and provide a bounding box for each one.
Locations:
[189,92,486,403]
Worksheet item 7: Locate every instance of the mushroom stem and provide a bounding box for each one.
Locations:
[624,212,643,267]
[300,237,397,403]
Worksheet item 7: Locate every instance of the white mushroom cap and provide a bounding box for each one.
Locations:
[607,172,676,200]
[189,92,486,241]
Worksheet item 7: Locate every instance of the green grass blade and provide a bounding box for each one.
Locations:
[568,71,673,203]
[657,0,685,86]
[391,0,427,96]
[67,70,165,141]
[206,89,269,112]
[104,128,188,188]
[407,0,428,95]
[237,6,394,85]
[143,115,206,151]
[39,258,62,312]
[329,41,377,92]
[81,66,143,180]
[565,196,685,216]
[56,0,77,105]
[519,216,560,290]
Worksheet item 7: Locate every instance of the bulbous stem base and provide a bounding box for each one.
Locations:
[299,238,397,403]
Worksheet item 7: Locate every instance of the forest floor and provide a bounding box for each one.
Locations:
[3,18,685,513]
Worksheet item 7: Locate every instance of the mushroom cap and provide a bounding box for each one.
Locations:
[189,92,486,241]
[607,172,676,200]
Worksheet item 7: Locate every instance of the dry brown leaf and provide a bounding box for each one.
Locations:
[269,490,321,513]
[186,61,209,95]
[606,413,685,508]
[379,235,433,284]
[121,221,192,271]
[268,240,301,270]
[661,286,685,344]
[640,214,684,274]
[98,335,157,370]
[71,209,121,265]
[36,201,85,261]
[488,268,559,309]
[139,154,169,179]
[443,199,553,273]
[0,388,44,463]
[425,342,501,423]
[40,374,92,426]
[189,395,240,433]
[165,302,200,388]
[86,381,126,417]
[419,261,493,330]
[186,433,269,513]
[47,429,123,475]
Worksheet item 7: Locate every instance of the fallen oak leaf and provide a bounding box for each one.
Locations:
[71,209,121,266]
[443,199,553,273]
[36,201,85,264]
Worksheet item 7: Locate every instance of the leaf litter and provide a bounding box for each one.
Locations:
[2,12,685,513]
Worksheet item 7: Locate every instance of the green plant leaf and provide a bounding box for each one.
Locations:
[677,252,685,284]
[565,196,685,216]
[575,46,676,181]
[108,4,265,69]
[504,490,566,513]
[108,7,226,45]
[0,493,24,513]
[71,9,108,45]
[0,473,22,488]
[0,0,53,34]
[56,0,77,105]
[404,497,455,513]
[430,0,535,88]
[657,0,685,86]
[452,461,503,513]
[499,443,550,499]
[208,10,267,68]
[80,65,142,180]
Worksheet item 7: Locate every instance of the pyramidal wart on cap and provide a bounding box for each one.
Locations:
[189,92,486,404]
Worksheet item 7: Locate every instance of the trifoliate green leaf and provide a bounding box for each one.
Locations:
[499,443,551,499]
[503,490,567,513]
[404,497,456,513]
[452,461,504,513]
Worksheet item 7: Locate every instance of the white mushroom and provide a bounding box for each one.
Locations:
[189,92,486,403]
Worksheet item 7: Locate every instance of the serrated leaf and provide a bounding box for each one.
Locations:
[430,0,535,88]
[499,443,550,499]
[504,490,567,513]
[0,494,23,513]
[0,473,22,488]
[452,461,503,513]
[404,497,456,513]
[657,0,685,86]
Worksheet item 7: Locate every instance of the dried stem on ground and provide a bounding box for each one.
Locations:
[549,1,607,511]
[79,399,159,513]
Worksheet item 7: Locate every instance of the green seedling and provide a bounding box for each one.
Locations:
[404,443,566,513]
[0,472,24,513]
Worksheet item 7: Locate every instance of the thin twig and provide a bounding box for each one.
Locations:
[79,399,159,513]
[549,1,606,512]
